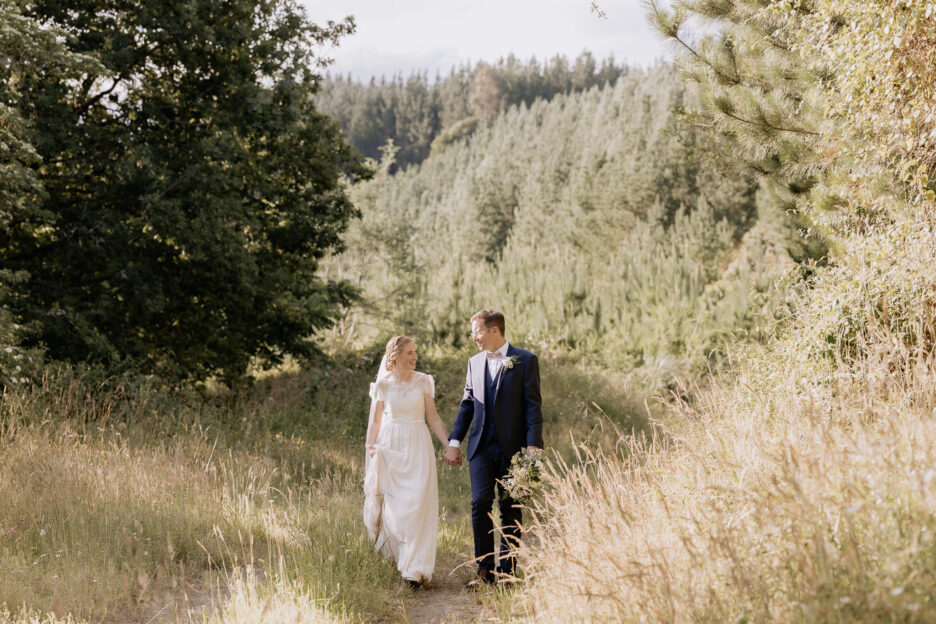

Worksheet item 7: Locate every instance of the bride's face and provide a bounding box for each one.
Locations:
[398,341,418,371]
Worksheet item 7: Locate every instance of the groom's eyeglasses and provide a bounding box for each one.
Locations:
[471,328,490,339]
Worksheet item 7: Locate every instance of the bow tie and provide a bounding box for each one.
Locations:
[486,351,503,359]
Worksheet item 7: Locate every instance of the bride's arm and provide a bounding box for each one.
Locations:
[424,395,450,447]
[365,399,384,456]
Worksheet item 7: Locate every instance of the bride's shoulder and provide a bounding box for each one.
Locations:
[414,370,435,390]
[413,371,434,383]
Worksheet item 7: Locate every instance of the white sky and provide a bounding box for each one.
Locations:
[300,0,670,82]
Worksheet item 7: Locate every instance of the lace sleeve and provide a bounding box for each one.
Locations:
[369,380,385,402]
[421,373,435,398]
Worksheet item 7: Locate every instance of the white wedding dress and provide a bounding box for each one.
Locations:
[363,371,438,582]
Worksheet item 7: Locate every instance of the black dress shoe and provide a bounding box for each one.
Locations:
[406,578,425,590]
[465,569,495,591]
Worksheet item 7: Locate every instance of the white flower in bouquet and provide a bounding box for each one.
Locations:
[501,448,544,505]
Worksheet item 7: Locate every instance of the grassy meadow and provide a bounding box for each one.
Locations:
[0,347,649,622]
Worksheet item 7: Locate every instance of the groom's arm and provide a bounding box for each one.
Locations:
[448,362,475,445]
[523,354,544,449]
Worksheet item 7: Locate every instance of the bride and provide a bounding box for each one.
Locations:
[363,335,451,588]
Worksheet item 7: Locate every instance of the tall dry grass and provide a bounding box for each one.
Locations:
[0,368,403,623]
[0,344,645,622]
[202,569,350,624]
[515,213,936,621]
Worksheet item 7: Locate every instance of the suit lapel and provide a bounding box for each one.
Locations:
[472,352,486,405]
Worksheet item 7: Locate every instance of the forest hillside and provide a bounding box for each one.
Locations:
[322,63,815,381]
[316,52,628,170]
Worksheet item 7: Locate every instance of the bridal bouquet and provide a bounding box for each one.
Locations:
[501,449,544,505]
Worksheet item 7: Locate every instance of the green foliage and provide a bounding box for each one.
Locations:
[646,0,829,202]
[784,0,936,203]
[0,1,103,385]
[316,52,630,170]
[324,66,805,377]
[2,0,370,382]
[651,0,936,369]
[0,0,100,232]
[516,3,936,619]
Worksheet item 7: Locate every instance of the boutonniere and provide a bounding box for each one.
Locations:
[502,355,519,370]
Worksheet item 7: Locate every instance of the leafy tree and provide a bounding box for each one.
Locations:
[4,0,370,382]
[646,0,830,263]
[1,0,94,231]
[0,0,101,384]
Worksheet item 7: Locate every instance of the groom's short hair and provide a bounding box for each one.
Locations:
[471,309,505,337]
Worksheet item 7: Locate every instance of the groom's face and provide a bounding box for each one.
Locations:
[471,319,498,352]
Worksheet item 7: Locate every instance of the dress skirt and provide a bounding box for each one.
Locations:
[363,416,439,581]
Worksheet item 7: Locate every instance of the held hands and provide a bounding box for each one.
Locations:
[444,446,462,466]
[366,442,376,458]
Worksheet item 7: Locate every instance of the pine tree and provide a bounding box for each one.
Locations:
[646,0,828,196]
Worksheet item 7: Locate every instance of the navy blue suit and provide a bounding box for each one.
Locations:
[448,345,543,575]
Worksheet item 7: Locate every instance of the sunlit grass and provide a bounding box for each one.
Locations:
[203,570,349,624]
[0,346,645,622]
[0,606,92,624]
[0,366,398,623]
[511,219,936,621]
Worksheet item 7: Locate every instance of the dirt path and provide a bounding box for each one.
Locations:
[395,554,488,624]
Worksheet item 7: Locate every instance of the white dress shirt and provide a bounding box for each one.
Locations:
[486,341,510,378]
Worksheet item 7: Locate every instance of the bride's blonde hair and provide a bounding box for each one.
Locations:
[384,335,414,372]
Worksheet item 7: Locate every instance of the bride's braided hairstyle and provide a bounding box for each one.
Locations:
[384,335,414,372]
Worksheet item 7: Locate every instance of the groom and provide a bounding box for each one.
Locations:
[445,309,543,588]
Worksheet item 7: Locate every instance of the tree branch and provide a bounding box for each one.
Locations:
[74,76,123,117]
[720,108,819,136]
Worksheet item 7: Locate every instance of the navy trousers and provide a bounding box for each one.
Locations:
[469,443,522,575]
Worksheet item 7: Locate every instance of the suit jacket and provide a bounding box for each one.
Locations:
[449,345,543,461]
